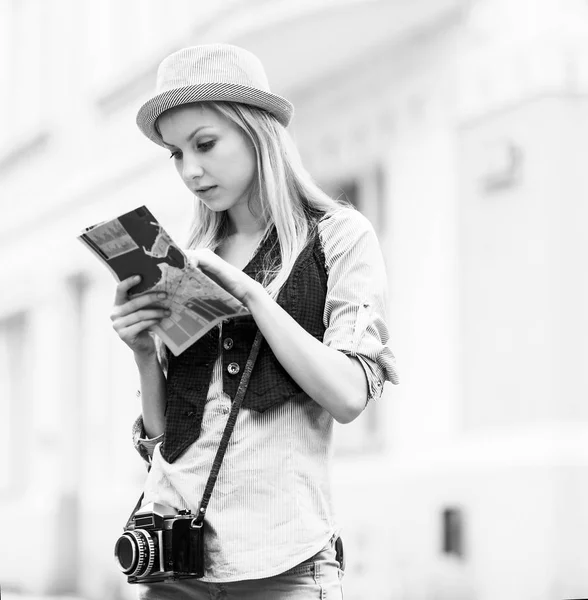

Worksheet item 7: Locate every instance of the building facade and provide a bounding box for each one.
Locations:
[2,0,588,599]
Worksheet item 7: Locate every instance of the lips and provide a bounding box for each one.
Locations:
[195,185,216,193]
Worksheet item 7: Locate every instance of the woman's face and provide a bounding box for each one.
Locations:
[157,104,257,215]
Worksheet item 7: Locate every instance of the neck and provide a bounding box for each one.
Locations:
[226,199,266,236]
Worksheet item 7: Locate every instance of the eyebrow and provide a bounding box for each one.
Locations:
[161,125,214,148]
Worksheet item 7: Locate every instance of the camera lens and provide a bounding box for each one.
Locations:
[115,536,136,572]
[114,529,156,577]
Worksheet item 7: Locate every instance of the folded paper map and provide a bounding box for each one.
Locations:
[78,206,249,355]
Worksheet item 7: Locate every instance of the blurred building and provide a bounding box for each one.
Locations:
[2,0,588,599]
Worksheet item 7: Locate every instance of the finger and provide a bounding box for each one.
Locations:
[123,292,168,314]
[111,292,168,320]
[185,249,240,294]
[190,249,230,277]
[185,248,216,265]
[120,319,162,343]
[113,308,170,330]
[184,249,202,270]
[114,275,142,305]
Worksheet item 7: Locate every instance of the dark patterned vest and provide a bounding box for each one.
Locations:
[160,223,328,463]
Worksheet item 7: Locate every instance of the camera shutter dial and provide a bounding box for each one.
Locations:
[136,529,157,576]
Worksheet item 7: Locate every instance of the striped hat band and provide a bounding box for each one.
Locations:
[136,44,294,147]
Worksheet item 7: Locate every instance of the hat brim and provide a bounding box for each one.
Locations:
[136,83,294,146]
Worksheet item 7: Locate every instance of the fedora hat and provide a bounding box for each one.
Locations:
[136,44,294,146]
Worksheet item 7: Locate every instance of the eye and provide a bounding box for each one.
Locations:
[169,150,182,160]
[197,140,216,152]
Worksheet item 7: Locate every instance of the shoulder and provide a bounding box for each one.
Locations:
[315,207,382,276]
[317,206,375,243]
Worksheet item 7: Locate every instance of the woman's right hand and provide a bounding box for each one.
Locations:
[110,275,170,356]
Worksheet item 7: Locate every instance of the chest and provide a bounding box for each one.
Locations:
[216,233,264,270]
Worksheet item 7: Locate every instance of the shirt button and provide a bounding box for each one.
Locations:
[221,405,230,415]
[223,337,234,351]
[227,362,240,375]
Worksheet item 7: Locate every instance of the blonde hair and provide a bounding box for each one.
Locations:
[155,101,348,367]
[183,101,346,298]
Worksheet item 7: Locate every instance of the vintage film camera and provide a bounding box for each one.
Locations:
[114,502,204,583]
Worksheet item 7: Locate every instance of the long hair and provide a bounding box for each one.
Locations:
[183,101,346,298]
[154,101,348,369]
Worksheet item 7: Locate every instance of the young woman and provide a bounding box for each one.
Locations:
[110,44,398,599]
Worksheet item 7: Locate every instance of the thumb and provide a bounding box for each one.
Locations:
[183,248,200,267]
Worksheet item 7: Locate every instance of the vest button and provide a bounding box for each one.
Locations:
[223,337,234,351]
[227,362,240,375]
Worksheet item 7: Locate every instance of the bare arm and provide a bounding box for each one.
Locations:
[187,249,368,424]
[245,281,367,423]
[134,350,167,438]
[110,275,169,438]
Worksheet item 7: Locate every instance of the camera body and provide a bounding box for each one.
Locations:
[114,502,204,583]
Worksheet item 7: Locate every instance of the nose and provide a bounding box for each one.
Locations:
[181,154,204,182]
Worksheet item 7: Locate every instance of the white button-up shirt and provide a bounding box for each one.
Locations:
[134,207,398,582]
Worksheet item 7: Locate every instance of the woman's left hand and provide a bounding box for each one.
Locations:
[184,248,261,306]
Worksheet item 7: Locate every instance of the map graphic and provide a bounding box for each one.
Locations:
[79,206,249,355]
[84,220,139,259]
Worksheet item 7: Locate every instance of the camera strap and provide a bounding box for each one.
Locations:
[193,328,264,527]
[124,328,264,531]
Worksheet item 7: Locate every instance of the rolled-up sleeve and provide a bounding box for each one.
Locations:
[319,208,399,401]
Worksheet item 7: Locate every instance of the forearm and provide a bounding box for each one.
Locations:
[245,282,368,423]
[134,350,167,438]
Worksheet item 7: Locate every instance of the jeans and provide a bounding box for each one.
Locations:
[135,535,344,599]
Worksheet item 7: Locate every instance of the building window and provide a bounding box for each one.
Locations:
[0,312,29,492]
[326,167,389,456]
[442,507,465,558]
[322,164,387,235]
[333,179,361,210]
